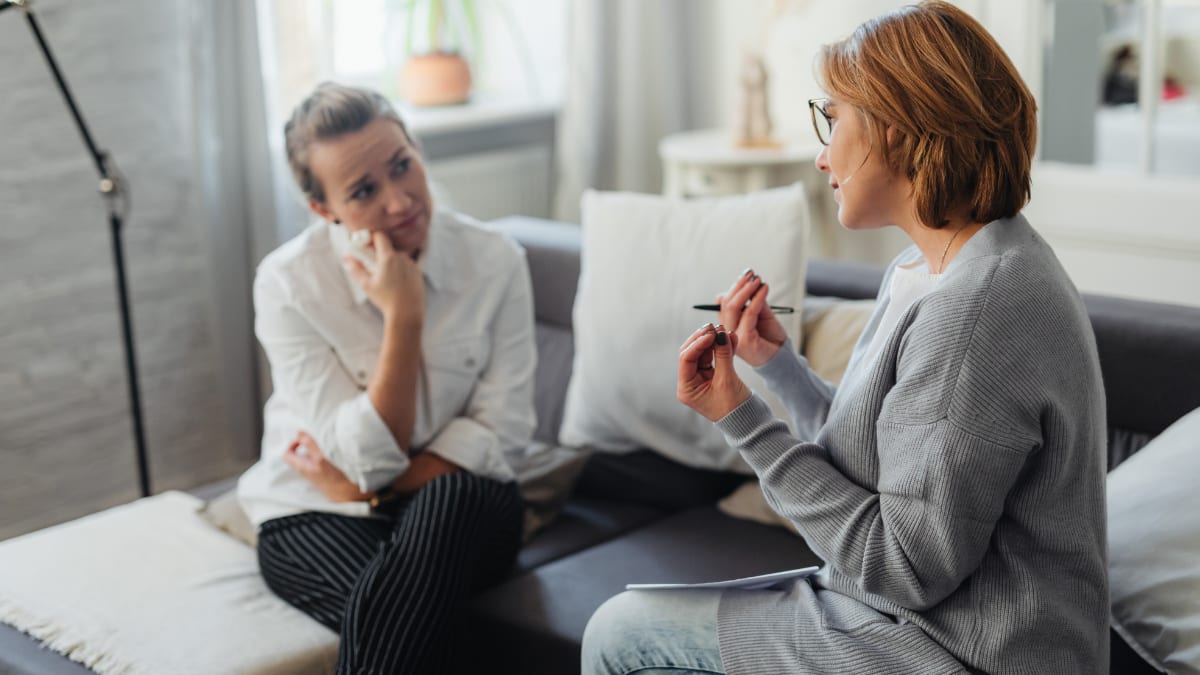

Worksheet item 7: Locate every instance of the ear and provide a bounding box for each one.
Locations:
[886,125,900,148]
[308,197,338,225]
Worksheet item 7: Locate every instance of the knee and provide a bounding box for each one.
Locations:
[424,472,514,518]
[581,592,650,675]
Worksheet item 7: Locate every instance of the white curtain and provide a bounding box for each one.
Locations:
[553,0,706,222]
[190,0,286,434]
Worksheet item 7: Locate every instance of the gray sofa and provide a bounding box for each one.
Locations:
[447,215,1200,675]
[3,214,1197,674]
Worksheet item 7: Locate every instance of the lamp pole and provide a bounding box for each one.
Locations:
[3,0,151,497]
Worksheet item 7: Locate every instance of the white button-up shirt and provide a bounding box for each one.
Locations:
[238,210,537,527]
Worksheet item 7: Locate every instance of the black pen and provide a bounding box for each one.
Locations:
[692,303,795,314]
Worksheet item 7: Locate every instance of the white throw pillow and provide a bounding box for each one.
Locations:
[559,186,810,471]
[1108,406,1200,673]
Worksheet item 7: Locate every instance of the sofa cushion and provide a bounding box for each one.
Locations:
[0,492,337,675]
[459,506,823,674]
[1108,406,1200,673]
[559,186,811,472]
[1083,295,1200,438]
[488,216,581,330]
[513,497,666,576]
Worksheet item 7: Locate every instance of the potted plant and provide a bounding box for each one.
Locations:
[397,0,480,106]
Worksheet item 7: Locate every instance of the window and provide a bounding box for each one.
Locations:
[1042,0,1200,176]
[255,0,566,131]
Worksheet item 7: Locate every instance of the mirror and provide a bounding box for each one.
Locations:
[1041,0,1200,176]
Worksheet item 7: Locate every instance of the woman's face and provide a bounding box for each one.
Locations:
[814,99,907,231]
[307,116,433,257]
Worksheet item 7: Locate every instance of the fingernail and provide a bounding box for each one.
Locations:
[715,331,728,346]
[743,268,753,277]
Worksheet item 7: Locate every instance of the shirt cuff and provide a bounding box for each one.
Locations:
[714,393,777,446]
[423,417,516,484]
[331,392,410,493]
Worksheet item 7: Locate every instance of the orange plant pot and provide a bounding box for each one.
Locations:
[401,52,472,106]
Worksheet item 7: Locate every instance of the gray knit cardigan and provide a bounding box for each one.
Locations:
[715,215,1108,674]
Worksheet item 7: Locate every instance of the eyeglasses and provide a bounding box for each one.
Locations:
[808,97,833,146]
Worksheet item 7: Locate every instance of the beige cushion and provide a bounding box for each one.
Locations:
[512,442,592,541]
[801,295,876,384]
[198,488,258,548]
[718,296,876,532]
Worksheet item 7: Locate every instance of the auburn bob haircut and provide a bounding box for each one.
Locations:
[818,1,1037,229]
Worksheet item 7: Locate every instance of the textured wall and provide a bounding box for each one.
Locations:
[0,0,254,540]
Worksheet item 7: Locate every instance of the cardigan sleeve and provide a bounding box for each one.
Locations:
[753,338,837,441]
[716,258,1045,611]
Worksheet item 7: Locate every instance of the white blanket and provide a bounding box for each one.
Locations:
[0,492,337,675]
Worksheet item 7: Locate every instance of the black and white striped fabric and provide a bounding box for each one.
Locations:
[257,471,523,675]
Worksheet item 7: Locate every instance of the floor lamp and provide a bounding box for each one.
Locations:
[3,0,151,497]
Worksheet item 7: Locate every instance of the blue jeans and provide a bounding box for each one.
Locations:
[581,589,726,675]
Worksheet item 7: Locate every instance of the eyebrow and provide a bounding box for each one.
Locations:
[344,148,408,195]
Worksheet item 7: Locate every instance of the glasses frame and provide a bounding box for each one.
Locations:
[808,97,833,146]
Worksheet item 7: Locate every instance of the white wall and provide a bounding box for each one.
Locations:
[0,0,256,540]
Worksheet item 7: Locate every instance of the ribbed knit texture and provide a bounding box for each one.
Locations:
[714,216,1108,674]
[257,472,523,675]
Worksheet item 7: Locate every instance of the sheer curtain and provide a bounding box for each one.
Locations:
[190,1,285,427]
[553,0,712,222]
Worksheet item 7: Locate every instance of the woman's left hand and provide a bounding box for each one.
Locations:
[283,432,371,503]
[677,323,752,422]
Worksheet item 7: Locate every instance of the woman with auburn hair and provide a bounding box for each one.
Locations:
[583,2,1108,674]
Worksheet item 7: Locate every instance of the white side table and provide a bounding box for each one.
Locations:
[659,128,840,257]
[658,128,822,198]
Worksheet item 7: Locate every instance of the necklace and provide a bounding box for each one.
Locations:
[935,224,968,274]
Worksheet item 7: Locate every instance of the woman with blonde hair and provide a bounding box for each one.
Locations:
[583,2,1108,673]
[237,82,536,674]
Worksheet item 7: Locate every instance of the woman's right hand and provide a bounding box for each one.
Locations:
[717,269,786,367]
[344,231,425,325]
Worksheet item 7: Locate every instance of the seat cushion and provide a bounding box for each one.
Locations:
[457,506,822,675]
[513,497,666,576]
[0,492,337,675]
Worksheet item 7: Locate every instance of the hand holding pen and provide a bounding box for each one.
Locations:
[702,268,788,367]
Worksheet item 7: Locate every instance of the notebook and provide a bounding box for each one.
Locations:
[626,566,819,591]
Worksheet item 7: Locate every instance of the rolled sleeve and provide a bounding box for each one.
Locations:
[329,392,411,492]
[423,417,515,483]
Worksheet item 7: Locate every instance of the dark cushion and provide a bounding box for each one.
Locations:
[460,506,822,674]
[1084,294,1200,436]
[572,449,746,512]
[806,257,886,299]
[513,497,665,576]
[490,216,581,329]
[532,323,574,444]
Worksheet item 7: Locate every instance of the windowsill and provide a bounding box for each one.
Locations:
[394,96,559,138]
[392,96,559,162]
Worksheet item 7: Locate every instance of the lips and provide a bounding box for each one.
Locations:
[392,210,423,230]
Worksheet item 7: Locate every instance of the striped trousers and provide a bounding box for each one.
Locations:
[257,471,524,675]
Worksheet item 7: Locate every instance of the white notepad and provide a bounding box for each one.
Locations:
[626,566,819,591]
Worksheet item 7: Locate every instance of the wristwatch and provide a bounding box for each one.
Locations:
[368,484,400,510]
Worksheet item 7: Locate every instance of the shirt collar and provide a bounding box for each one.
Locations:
[328,213,449,305]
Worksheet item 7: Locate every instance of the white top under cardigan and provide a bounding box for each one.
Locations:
[238,210,537,527]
